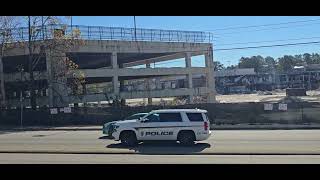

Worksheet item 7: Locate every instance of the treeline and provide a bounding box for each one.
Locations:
[214,53,320,73]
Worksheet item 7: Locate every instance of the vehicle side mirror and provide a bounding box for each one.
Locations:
[139,117,147,122]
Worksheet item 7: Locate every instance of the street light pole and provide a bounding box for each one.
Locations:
[20,90,23,129]
[41,16,44,40]
[71,16,73,36]
[20,68,24,129]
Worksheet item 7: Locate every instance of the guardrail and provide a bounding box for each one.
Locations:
[3,24,214,43]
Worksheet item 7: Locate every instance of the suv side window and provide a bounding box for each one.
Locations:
[186,113,204,122]
[145,113,160,122]
[159,113,182,122]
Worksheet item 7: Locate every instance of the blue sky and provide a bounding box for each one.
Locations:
[72,16,320,67]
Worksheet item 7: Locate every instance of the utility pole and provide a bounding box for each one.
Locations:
[41,16,44,40]
[19,67,24,129]
[71,16,73,36]
[28,16,36,110]
[133,16,137,41]
[301,102,304,123]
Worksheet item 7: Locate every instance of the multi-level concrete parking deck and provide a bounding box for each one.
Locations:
[0,25,216,107]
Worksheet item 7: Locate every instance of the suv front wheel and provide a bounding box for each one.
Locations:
[120,131,138,147]
[178,131,195,146]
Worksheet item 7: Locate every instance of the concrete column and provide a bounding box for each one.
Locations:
[119,81,126,106]
[82,84,87,95]
[0,57,5,107]
[45,51,53,107]
[185,52,192,68]
[205,53,210,68]
[146,63,152,105]
[185,52,193,104]
[113,75,119,95]
[185,53,193,88]
[111,52,119,96]
[147,97,152,105]
[112,52,118,69]
[187,73,193,104]
[47,51,68,107]
[119,64,125,91]
[119,79,126,106]
[205,50,216,103]
[120,80,124,91]
[187,74,193,88]
[119,63,126,105]
[155,77,161,90]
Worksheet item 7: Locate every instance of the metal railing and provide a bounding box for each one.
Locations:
[2,24,214,43]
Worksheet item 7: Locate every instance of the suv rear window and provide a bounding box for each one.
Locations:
[186,113,204,122]
[159,113,182,122]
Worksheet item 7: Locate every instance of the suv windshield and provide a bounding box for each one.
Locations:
[144,113,160,122]
[125,114,146,120]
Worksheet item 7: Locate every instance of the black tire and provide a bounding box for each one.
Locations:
[120,131,138,147]
[178,131,195,146]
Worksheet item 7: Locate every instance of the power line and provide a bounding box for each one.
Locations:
[154,41,320,64]
[211,22,320,38]
[205,18,320,32]
[215,41,320,51]
[215,36,320,46]
[108,40,320,65]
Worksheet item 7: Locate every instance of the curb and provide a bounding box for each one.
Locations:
[0,128,102,131]
[1,151,320,155]
[212,126,320,130]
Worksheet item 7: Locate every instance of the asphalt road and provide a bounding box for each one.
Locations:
[1,153,320,164]
[0,129,320,155]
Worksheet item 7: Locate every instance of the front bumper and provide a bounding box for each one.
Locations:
[102,127,110,135]
[102,124,118,139]
[104,135,115,139]
[102,128,115,139]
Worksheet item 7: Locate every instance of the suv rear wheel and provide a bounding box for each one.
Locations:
[120,131,138,147]
[178,131,195,146]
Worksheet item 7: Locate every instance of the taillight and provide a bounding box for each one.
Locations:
[204,121,208,131]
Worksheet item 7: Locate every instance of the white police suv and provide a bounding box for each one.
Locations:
[103,109,211,146]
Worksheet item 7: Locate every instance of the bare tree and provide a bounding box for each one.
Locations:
[1,16,85,109]
[0,16,21,108]
[26,16,85,109]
